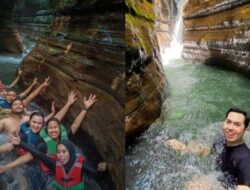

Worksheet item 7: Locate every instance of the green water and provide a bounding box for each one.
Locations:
[126,59,250,190]
[0,54,21,84]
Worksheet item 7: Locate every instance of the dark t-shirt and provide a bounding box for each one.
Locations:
[221,143,250,186]
[213,139,250,187]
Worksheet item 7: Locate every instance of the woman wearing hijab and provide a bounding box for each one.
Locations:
[9,138,107,190]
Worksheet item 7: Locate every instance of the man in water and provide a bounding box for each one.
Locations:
[166,107,250,190]
[0,77,49,114]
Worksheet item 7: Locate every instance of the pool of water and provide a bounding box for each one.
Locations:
[126,59,250,190]
[0,54,22,84]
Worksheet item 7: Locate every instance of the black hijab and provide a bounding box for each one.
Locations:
[58,140,77,174]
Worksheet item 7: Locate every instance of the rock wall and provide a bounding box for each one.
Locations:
[182,0,250,76]
[0,1,23,53]
[155,0,177,49]
[13,0,125,189]
[125,0,167,138]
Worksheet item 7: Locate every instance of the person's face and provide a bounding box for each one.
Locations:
[6,91,17,103]
[57,144,70,164]
[29,115,43,133]
[11,100,24,114]
[223,112,246,146]
[47,121,60,140]
[0,89,7,98]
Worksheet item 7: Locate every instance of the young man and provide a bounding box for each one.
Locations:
[0,77,48,114]
[166,107,250,190]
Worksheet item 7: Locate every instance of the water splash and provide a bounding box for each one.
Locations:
[126,61,250,190]
[161,18,183,63]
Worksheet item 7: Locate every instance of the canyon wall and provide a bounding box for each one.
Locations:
[125,0,168,138]
[13,0,125,189]
[183,0,250,76]
[0,1,23,53]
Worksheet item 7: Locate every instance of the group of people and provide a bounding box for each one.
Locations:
[2,68,250,190]
[0,68,107,190]
[166,107,250,190]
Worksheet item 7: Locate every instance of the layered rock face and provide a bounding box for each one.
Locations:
[125,0,167,138]
[154,0,177,49]
[183,0,250,76]
[12,0,125,189]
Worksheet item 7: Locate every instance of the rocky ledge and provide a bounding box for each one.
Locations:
[182,0,250,77]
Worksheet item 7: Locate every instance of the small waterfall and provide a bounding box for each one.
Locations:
[0,54,22,65]
[160,0,186,64]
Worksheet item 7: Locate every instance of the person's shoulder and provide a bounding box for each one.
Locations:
[0,116,11,123]
[234,144,250,162]
[0,99,8,106]
[20,121,29,130]
[0,98,6,103]
[240,144,250,156]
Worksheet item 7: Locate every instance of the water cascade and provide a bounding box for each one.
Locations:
[160,0,186,64]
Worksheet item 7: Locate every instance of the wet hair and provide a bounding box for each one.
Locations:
[30,111,45,121]
[10,97,23,106]
[6,88,17,93]
[226,107,249,128]
[46,117,60,126]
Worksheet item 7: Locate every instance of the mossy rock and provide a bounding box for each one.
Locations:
[126,0,155,21]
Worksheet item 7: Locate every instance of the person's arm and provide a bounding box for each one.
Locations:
[54,91,77,122]
[23,77,50,108]
[185,176,226,190]
[165,139,211,156]
[44,101,56,122]
[236,185,250,190]
[8,135,56,170]
[7,68,22,88]
[83,163,98,177]
[70,94,97,135]
[19,77,38,98]
[0,153,33,173]
[82,161,108,178]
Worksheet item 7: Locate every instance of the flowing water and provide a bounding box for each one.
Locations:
[126,59,250,190]
[0,54,22,84]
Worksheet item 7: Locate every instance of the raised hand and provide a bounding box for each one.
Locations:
[18,67,23,76]
[51,101,56,114]
[83,94,97,110]
[67,91,77,106]
[97,162,108,172]
[32,77,38,85]
[41,76,50,87]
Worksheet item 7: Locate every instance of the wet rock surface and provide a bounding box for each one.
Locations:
[125,0,167,138]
